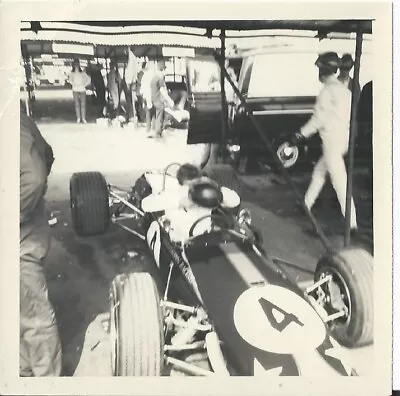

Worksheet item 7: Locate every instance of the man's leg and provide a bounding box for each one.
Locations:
[20,221,62,377]
[80,92,87,123]
[73,91,81,122]
[324,149,358,229]
[20,262,62,376]
[145,104,153,133]
[154,105,165,137]
[304,156,328,210]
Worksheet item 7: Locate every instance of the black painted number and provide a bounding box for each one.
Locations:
[258,297,304,332]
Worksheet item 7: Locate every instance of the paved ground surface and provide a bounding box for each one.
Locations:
[27,90,374,377]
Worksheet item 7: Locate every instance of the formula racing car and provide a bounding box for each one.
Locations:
[69,163,373,377]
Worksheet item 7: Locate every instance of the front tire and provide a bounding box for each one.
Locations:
[70,171,110,236]
[109,272,164,376]
[314,247,373,348]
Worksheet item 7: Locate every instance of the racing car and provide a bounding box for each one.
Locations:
[69,163,373,377]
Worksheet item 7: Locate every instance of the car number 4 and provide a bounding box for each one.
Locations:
[233,285,327,355]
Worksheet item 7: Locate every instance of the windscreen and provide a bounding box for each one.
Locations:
[247,52,323,98]
[188,59,221,93]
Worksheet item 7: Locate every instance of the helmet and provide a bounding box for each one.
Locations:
[340,54,354,71]
[315,52,340,69]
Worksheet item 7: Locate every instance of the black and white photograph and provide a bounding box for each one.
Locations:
[0,1,394,395]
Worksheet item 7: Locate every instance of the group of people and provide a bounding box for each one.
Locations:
[68,54,176,139]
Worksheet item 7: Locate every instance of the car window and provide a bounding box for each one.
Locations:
[238,57,253,96]
[188,59,221,93]
[247,53,323,98]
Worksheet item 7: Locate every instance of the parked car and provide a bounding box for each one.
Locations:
[224,46,372,173]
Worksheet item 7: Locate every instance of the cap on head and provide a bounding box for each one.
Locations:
[315,52,340,74]
[340,53,354,71]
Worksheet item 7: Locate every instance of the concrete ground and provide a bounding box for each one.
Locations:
[29,89,373,377]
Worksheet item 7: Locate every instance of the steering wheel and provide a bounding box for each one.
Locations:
[162,162,182,192]
[188,213,232,238]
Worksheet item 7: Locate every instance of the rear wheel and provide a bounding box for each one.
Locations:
[110,272,164,376]
[314,247,373,347]
[70,171,110,236]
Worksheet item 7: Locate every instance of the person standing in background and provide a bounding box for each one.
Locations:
[122,48,138,124]
[291,51,358,232]
[107,60,122,118]
[148,60,174,138]
[135,62,147,123]
[20,112,62,376]
[88,62,106,118]
[68,58,91,123]
[338,53,360,94]
[140,62,154,133]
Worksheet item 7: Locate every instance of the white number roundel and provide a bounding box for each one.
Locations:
[233,285,326,355]
[146,221,161,267]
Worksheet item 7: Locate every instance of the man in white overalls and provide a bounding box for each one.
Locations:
[292,52,358,231]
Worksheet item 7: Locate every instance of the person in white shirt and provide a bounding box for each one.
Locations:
[68,58,91,123]
[139,63,154,132]
[292,52,358,231]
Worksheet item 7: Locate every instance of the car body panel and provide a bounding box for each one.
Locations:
[144,213,352,376]
[186,58,223,144]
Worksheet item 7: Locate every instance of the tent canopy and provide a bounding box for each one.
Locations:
[24,19,372,36]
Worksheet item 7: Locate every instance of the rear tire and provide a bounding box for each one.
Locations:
[314,247,373,347]
[110,272,164,376]
[70,171,110,236]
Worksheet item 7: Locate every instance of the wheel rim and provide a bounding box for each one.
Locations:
[109,280,120,375]
[276,142,299,168]
[317,268,352,328]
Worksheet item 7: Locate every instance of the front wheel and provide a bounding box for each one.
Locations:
[314,247,373,348]
[109,272,164,376]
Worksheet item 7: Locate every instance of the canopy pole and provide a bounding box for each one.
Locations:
[219,29,228,159]
[344,30,363,246]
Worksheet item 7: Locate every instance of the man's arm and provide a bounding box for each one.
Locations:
[20,132,48,224]
[156,74,174,108]
[300,87,332,139]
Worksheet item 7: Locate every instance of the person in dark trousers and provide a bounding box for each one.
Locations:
[20,112,62,376]
[135,62,147,123]
[88,62,106,117]
[148,60,174,138]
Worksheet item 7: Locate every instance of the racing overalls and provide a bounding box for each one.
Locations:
[20,114,62,376]
[300,74,358,229]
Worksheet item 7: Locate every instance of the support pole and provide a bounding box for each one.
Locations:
[344,31,363,247]
[219,29,229,159]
